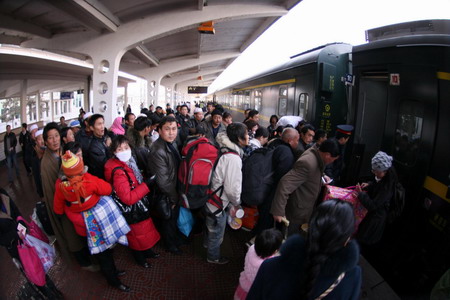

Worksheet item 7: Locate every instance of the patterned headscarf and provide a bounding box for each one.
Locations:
[371,151,393,171]
[110,116,125,135]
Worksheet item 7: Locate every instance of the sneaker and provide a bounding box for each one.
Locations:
[207,257,229,265]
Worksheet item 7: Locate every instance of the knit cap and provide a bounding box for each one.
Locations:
[61,150,84,177]
[371,151,392,172]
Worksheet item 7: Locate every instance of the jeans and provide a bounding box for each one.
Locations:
[6,153,20,182]
[204,208,227,261]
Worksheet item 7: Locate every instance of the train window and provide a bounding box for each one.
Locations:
[278,86,288,116]
[254,90,262,111]
[298,93,309,119]
[394,100,424,167]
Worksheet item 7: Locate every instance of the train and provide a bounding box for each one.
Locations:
[214,19,450,294]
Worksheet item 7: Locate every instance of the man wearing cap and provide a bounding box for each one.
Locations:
[199,109,226,147]
[69,120,81,135]
[324,124,354,186]
[75,111,94,162]
[191,107,204,129]
[19,123,33,176]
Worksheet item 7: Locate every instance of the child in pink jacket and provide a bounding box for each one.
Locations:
[234,228,283,300]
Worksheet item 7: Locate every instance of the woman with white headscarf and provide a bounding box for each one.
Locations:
[355,151,398,245]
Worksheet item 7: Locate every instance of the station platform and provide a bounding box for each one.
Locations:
[0,158,402,300]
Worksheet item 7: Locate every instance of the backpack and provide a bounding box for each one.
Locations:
[241,147,275,206]
[387,181,405,223]
[177,137,221,209]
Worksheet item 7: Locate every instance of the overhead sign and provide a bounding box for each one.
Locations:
[188,86,208,94]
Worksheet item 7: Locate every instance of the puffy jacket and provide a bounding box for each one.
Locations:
[148,138,179,204]
[126,128,152,178]
[206,132,243,214]
[53,172,112,214]
[86,135,110,179]
[104,157,160,250]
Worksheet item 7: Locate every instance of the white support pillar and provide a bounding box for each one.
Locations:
[20,80,28,126]
[36,92,40,121]
[91,54,122,127]
[84,78,90,112]
[50,92,54,122]
[123,85,128,114]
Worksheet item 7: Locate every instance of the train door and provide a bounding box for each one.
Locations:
[352,76,389,179]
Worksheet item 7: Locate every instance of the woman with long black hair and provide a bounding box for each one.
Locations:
[247,199,362,300]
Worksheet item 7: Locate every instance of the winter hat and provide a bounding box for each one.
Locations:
[371,151,393,172]
[61,150,84,177]
[69,120,81,128]
[35,129,43,138]
[194,107,203,114]
[83,112,93,121]
[29,124,38,132]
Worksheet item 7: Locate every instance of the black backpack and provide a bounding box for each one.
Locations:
[387,181,405,223]
[241,147,275,206]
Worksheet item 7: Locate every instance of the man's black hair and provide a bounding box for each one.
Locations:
[248,109,259,119]
[255,127,269,139]
[227,122,247,146]
[43,122,61,142]
[314,129,327,141]
[124,112,135,122]
[22,123,27,128]
[149,114,162,125]
[319,138,340,157]
[88,114,104,127]
[134,116,152,131]
[63,141,82,154]
[158,116,177,130]
[300,124,315,135]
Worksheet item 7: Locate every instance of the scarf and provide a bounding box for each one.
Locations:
[110,117,125,135]
[126,156,143,184]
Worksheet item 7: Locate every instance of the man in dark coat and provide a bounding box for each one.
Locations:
[3,125,19,183]
[19,123,33,176]
[148,116,185,255]
[324,124,353,186]
[271,139,340,236]
[86,114,110,180]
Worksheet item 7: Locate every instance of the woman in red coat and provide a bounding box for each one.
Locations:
[104,135,160,268]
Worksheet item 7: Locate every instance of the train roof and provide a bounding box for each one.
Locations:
[353,34,450,53]
[221,42,352,90]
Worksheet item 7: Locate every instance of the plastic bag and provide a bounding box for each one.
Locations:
[25,234,55,272]
[177,207,194,237]
[17,216,49,244]
[17,239,46,286]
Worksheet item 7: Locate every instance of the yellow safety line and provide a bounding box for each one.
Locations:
[227,107,270,122]
[423,176,450,203]
[437,72,450,81]
[232,79,296,92]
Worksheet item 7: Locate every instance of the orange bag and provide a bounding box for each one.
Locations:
[241,206,259,231]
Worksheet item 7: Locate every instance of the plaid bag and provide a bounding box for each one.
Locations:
[323,186,367,230]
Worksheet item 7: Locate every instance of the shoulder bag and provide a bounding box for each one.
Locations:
[111,166,151,224]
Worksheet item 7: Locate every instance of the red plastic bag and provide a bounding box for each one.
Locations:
[323,186,367,230]
[241,206,259,231]
[17,239,46,286]
[17,216,49,244]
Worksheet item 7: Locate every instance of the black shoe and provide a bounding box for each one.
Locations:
[114,284,131,292]
[146,249,160,259]
[139,262,151,268]
[116,270,126,277]
[167,247,183,255]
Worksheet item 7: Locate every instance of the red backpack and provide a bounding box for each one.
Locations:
[178,137,220,209]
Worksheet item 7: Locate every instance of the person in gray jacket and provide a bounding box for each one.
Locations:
[204,122,249,264]
[200,109,226,147]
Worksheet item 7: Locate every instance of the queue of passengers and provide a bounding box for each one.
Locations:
[1,101,400,299]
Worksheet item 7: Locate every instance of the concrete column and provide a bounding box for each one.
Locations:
[123,85,128,114]
[91,53,122,127]
[84,77,90,112]
[20,80,27,125]
[36,92,41,121]
[50,92,54,122]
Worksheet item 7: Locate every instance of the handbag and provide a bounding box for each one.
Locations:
[17,216,49,244]
[25,234,55,272]
[152,190,172,220]
[111,167,151,224]
[177,206,194,237]
[35,201,55,236]
[17,238,46,286]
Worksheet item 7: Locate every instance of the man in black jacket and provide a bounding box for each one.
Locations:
[149,116,185,255]
[19,123,32,176]
[3,125,20,183]
[86,114,111,179]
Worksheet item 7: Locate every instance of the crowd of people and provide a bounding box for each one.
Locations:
[0,102,402,298]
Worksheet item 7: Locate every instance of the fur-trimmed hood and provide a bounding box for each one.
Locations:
[215,131,244,158]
